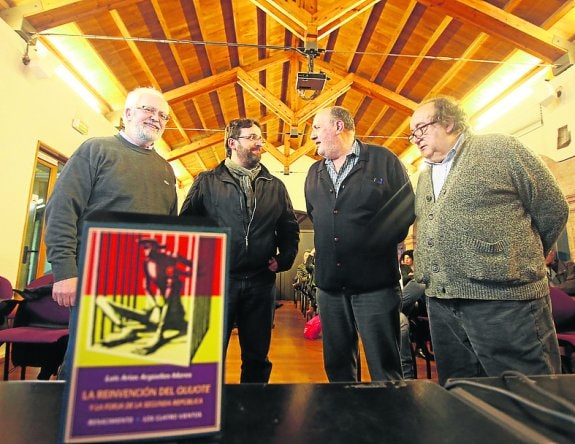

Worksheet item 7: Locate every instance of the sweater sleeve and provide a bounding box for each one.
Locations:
[44,144,96,282]
[507,137,569,255]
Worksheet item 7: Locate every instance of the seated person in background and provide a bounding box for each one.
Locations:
[400,250,414,286]
[399,246,427,379]
[304,249,318,318]
[293,250,312,295]
[399,278,426,379]
[546,248,575,296]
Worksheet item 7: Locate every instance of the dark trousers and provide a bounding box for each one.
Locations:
[427,295,561,385]
[399,312,414,379]
[225,278,275,383]
[317,285,403,382]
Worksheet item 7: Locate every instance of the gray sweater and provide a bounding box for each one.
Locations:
[414,133,569,301]
[45,135,178,281]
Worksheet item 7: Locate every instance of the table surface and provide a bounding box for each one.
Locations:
[447,373,575,444]
[1,379,531,444]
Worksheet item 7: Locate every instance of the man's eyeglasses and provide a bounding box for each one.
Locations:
[136,105,170,122]
[237,134,266,143]
[408,120,438,143]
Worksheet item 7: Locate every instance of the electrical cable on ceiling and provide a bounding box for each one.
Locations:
[163,127,409,140]
[33,32,558,68]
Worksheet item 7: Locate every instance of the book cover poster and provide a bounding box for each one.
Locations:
[62,223,227,443]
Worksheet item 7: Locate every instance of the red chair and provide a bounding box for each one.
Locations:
[549,287,575,373]
[0,276,13,299]
[0,274,69,380]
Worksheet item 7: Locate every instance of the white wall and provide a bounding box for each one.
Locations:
[474,65,575,165]
[261,154,315,212]
[0,20,117,285]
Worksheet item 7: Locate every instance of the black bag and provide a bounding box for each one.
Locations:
[10,284,69,379]
[13,284,54,301]
[0,299,18,330]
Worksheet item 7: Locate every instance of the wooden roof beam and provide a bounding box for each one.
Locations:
[263,143,288,165]
[164,53,289,104]
[417,0,572,63]
[24,0,146,31]
[351,73,417,115]
[314,0,383,40]
[109,10,158,90]
[165,133,223,162]
[249,0,311,41]
[287,140,318,165]
[164,69,238,104]
[150,0,190,85]
[313,59,417,114]
[237,68,294,124]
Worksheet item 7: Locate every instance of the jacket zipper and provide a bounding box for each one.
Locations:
[245,176,271,249]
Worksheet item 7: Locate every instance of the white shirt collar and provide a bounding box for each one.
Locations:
[424,133,465,166]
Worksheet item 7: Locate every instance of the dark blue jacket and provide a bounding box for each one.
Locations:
[180,162,300,281]
[305,141,415,293]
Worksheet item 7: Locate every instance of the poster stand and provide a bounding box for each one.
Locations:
[60,213,228,443]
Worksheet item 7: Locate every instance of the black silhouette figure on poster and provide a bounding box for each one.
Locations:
[96,238,194,355]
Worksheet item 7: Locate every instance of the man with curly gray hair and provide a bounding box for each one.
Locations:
[410,96,568,385]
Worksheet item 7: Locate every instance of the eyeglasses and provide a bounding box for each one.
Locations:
[408,120,438,143]
[136,105,170,122]
[237,134,266,143]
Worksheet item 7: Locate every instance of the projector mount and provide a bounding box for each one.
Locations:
[295,46,328,100]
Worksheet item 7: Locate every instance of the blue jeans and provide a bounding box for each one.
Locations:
[226,277,276,383]
[427,296,561,385]
[317,286,403,382]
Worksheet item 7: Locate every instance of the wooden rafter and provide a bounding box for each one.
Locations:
[417,0,571,63]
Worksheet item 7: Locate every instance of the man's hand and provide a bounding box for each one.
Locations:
[52,277,78,307]
[268,257,278,272]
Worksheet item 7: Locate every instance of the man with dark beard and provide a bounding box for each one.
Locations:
[180,118,299,383]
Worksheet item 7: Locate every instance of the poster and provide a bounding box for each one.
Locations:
[61,215,228,443]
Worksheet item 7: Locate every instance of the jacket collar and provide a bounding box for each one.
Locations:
[215,159,273,180]
[317,139,369,172]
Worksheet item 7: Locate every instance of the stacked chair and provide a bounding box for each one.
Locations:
[549,287,575,373]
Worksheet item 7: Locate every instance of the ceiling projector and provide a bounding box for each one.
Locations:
[296,72,328,92]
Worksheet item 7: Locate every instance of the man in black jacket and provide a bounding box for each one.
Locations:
[180,118,299,383]
[305,106,415,382]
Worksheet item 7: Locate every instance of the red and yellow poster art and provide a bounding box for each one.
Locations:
[62,223,228,443]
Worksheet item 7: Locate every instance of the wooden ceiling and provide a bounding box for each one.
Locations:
[2,0,575,185]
